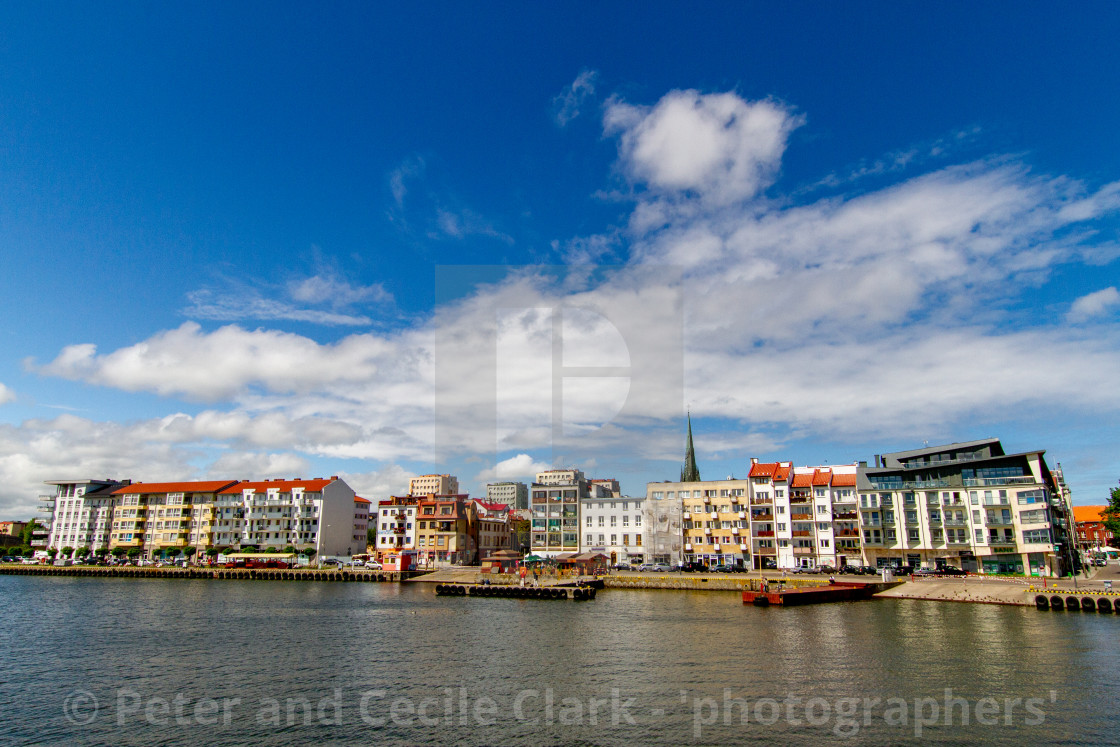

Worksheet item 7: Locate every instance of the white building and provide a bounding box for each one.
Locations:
[40,478,127,553]
[473,500,516,557]
[213,477,357,557]
[354,497,370,549]
[485,481,528,509]
[409,474,459,497]
[580,495,645,566]
[374,497,418,559]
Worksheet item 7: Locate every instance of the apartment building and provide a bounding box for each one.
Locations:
[374,496,419,560]
[858,439,1075,575]
[409,474,459,497]
[212,477,357,557]
[580,495,645,566]
[354,497,370,549]
[39,479,129,552]
[530,469,587,557]
[485,481,528,510]
[416,494,476,566]
[110,480,237,558]
[473,500,516,558]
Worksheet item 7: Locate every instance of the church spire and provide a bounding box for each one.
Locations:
[680,412,700,483]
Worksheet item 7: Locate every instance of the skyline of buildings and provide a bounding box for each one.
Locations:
[28,431,1087,576]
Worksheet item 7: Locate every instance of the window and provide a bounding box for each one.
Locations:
[622,534,629,545]
[908,529,919,541]
[586,516,592,527]
[886,529,896,541]
[611,534,617,544]
[635,514,642,526]
[586,534,593,545]
[610,516,617,527]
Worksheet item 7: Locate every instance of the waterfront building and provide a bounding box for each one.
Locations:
[416,494,477,566]
[530,468,587,557]
[641,491,684,566]
[39,479,129,553]
[110,480,237,558]
[374,495,418,561]
[212,477,358,558]
[858,439,1076,575]
[354,497,370,550]
[674,478,750,568]
[580,495,645,566]
[409,474,459,497]
[473,500,516,558]
[485,481,528,509]
[1074,506,1115,553]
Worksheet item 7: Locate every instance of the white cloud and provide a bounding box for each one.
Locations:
[20,88,1120,513]
[0,383,14,406]
[33,321,428,402]
[605,90,802,206]
[553,69,598,127]
[1068,287,1120,322]
[340,463,417,500]
[475,453,552,484]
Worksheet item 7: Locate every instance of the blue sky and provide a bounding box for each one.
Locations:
[2,3,1119,516]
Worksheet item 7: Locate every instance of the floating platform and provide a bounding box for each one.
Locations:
[742,581,876,607]
[435,583,596,601]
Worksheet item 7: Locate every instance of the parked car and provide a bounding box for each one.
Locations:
[0,556,15,563]
[364,560,383,570]
[936,566,967,576]
[678,561,709,573]
[637,562,674,572]
[817,564,837,575]
[761,558,777,569]
[321,558,341,566]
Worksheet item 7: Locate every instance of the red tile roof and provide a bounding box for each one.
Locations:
[1074,505,1108,524]
[790,473,813,488]
[747,462,791,481]
[831,473,857,487]
[112,480,239,495]
[218,478,333,494]
[354,496,371,504]
[812,469,833,486]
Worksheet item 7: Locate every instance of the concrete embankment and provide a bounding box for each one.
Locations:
[0,564,421,582]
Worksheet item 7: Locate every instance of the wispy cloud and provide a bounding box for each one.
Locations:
[1068,286,1120,322]
[182,267,393,327]
[0,383,14,406]
[553,69,599,127]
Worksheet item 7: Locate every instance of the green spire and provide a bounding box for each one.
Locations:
[680,413,700,483]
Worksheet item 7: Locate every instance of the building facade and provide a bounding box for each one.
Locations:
[530,469,588,557]
[374,496,418,560]
[409,474,459,497]
[858,439,1075,575]
[579,495,645,566]
[40,479,128,553]
[110,480,237,558]
[1073,506,1115,554]
[416,494,476,566]
[485,481,528,510]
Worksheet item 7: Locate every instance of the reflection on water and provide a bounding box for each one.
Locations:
[2,576,1116,746]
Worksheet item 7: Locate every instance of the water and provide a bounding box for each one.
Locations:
[2,576,1117,746]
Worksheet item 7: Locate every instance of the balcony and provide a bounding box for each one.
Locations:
[834,511,857,520]
[836,529,860,537]
[754,530,775,537]
[789,495,810,504]
[682,512,691,519]
[791,513,812,521]
[751,513,774,521]
[750,498,772,506]
[963,477,1036,487]
[792,530,811,537]
[737,511,746,519]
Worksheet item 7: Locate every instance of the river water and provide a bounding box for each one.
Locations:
[2,576,1117,746]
